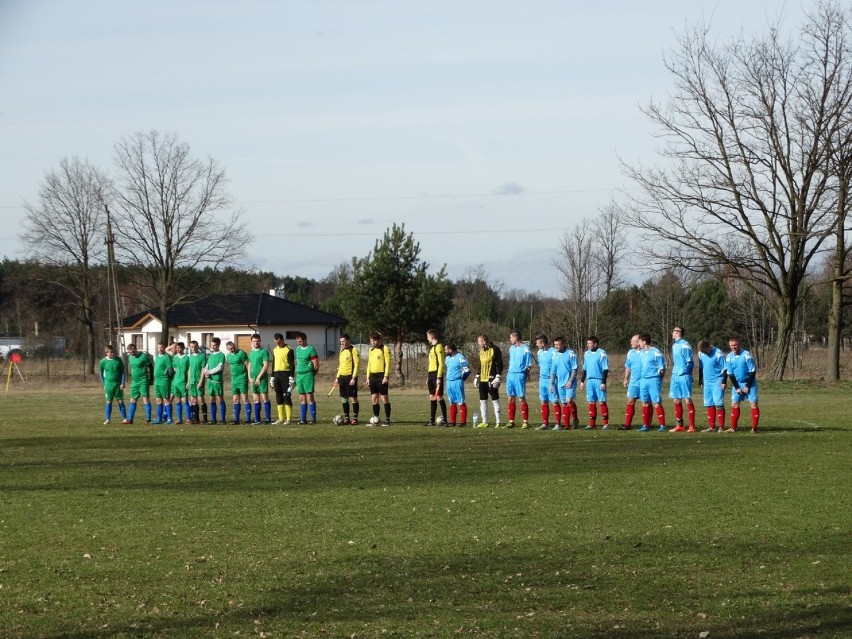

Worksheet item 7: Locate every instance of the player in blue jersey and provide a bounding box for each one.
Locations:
[506,331,532,428]
[535,335,557,430]
[669,326,696,432]
[725,337,760,433]
[550,336,579,430]
[620,335,642,430]
[443,343,471,426]
[638,333,667,432]
[697,339,727,432]
[580,336,609,430]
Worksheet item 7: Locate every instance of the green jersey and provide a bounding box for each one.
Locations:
[153,352,173,381]
[172,353,190,384]
[295,345,319,375]
[226,349,249,383]
[99,357,125,385]
[128,352,153,385]
[249,347,269,378]
[188,351,207,383]
[205,351,226,382]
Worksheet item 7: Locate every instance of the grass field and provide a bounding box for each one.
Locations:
[1,380,850,638]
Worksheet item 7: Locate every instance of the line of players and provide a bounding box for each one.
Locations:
[99,325,760,433]
[418,327,760,433]
[98,332,322,425]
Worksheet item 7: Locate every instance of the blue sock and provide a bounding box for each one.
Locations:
[233,404,241,422]
[264,401,271,422]
[129,403,137,421]
[156,404,163,421]
[211,403,218,422]
[300,403,307,422]
[105,403,112,421]
[220,402,226,421]
[245,402,251,421]
[309,402,317,421]
[119,403,127,419]
[145,403,152,421]
[254,402,261,422]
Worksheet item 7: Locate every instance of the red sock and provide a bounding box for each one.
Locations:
[450,404,457,423]
[588,402,597,427]
[541,403,550,425]
[625,403,635,427]
[601,402,609,425]
[687,403,695,428]
[751,406,760,429]
[716,406,725,429]
[521,401,529,422]
[554,405,562,425]
[656,405,666,426]
[674,402,683,424]
[508,401,516,422]
[707,406,716,428]
[731,406,741,429]
[571,404,579,422]
[642,404,652,427]
[460,403,467,424]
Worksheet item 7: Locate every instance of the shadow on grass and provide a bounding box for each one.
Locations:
[18,544,851,639]
[1,430,744,494]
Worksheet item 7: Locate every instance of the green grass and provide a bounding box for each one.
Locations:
[0,383,850,638]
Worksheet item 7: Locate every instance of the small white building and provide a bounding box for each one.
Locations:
[120,291,347,357]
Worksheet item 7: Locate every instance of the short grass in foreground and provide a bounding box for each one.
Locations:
[0,382,849,638]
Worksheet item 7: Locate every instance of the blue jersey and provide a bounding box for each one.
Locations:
[551,348,578,386]
[625,348,642,381]
[583,348,608,379]
[671,338,694,376]
[726,349,756,386]
[508,343,532,374]
[640,347,666,379]
[698,346,727,384]
[537,347,555,380]
[445,352,470,382]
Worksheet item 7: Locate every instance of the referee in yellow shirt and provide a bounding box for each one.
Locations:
[425,328,448,425]
[335,333,360,424]
[367,332,392,425]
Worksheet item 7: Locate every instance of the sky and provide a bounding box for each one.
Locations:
[0,0,807,297]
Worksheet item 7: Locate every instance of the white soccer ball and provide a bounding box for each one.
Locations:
[369,416,381,426]
[436,416,446,425]
[332,415,344,425]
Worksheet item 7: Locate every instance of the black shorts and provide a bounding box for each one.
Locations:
[337,375,358,399]
[272,371,292,405]
[478,380,499,401]
[427,372,444,397]
[368,373,389,396]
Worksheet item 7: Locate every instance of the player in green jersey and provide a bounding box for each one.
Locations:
[203,337,227,424]
[294,332,319,424]
[170,341,191,423]
[226,340,251,424]
[187,340,208,423]
[152,342,175,424]
[126,342,153,423]
[99,344,127,424]
[248,334,271,424]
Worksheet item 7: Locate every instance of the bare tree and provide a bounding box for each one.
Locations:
[111,130,248,344]
[623,2,852,380]
[593,202,629,297]
[21,157,110,375]
[554,219,598,348]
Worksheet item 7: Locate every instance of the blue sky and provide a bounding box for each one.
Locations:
[0,1,805,296]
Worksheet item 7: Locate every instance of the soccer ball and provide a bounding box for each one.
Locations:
[436,416,446,425]
[369,416,381,426]
[332,415,345,425]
